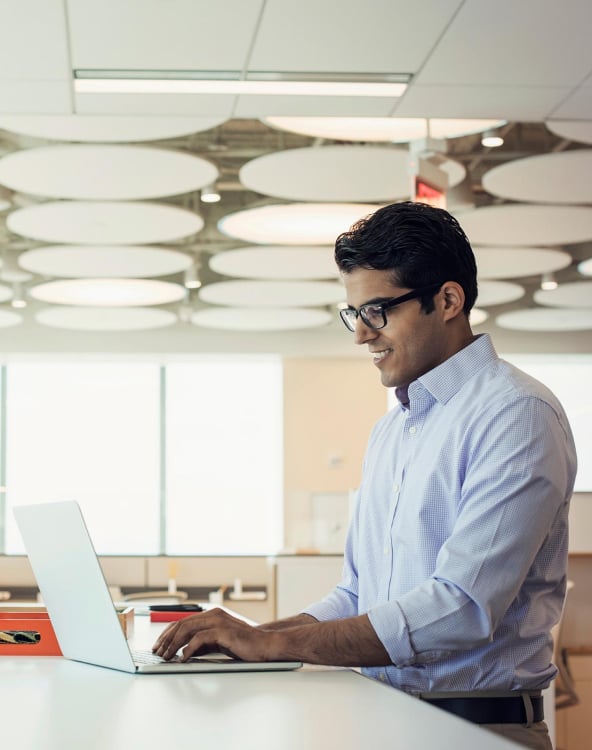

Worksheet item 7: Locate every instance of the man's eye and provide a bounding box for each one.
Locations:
[364,305,383,319]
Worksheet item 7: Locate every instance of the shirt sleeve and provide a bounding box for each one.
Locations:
[369,395,576,667]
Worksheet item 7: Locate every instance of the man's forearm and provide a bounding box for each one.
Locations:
[264,614,392,667]
[257,613,318,631]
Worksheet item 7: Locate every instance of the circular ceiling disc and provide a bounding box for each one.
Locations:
[0,144,218,200]
[469,308,489,326]
[29,278,186,307]
[0,114,227,142]
[496,308,592,331]
[7,201,203,244]
[239,145,465,202]
[191,306,332,331]
[19,245,193,278]
[209,246,338,280]
[546,120,592,145]
[455,205,592,246]
[35,306,178,331]
[0,310,22,327]
[474,246,572,279]
[199,280,345,308]
[482,149,592,204]
[218,203,377,245]
[477,280,525,306]
[578,258,592,276]
[262,117,505,143]
[533,281,592,308]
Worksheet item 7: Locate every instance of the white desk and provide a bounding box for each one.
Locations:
[0,616,522,750]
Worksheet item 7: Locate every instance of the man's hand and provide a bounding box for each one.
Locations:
[152,608,273,662]
[152,609,391,668]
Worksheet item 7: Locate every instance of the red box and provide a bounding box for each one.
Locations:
[150,610,199,623]
[0,612,62,656]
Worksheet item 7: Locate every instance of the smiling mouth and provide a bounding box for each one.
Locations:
[371,348,392,364]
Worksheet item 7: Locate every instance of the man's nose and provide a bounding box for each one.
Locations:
[353,317,377,345]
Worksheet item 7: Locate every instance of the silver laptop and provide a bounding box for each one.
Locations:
[14,500,302,674]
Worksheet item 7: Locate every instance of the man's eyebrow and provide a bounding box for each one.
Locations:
[361,295,396,306]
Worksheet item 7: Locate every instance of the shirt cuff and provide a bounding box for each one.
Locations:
[368,601,416,668]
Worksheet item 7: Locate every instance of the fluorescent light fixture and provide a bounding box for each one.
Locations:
[74,70,410,97]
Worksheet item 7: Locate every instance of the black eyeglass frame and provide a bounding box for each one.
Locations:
[339,283,443,332]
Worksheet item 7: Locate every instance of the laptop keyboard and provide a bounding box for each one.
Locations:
[132,649,179,665]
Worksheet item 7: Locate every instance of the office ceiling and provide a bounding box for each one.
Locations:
[0,0,591,356]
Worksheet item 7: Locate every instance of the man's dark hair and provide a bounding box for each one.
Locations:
[334,201,478,315]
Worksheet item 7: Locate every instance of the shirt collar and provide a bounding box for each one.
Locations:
[406,333,499,406]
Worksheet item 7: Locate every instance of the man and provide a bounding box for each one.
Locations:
[154,202,576,750]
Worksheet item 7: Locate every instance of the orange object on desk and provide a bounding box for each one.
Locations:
[150,610,199,623]
[0,612,62,656]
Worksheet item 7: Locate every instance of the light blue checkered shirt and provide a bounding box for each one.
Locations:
[305,334,577,694]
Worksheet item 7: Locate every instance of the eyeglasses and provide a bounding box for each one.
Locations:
[339,283,443,332]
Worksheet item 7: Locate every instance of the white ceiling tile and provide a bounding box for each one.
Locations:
[392,85,570,120]
[74,93,236,117]
[0,0,70,80]
[66,0,264,70]
[0,81,73,114]
[234,95,396,118]
[250,0,462,73]
[415,0,592,86]
[550,82,592,120]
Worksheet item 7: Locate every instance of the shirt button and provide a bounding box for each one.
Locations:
[408,426,417,435]
[384,547,389,555]
[393,483,400,493]
[379,673,386,682]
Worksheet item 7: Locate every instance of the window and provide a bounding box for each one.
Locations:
[4,362,160,554]
[165,358,283,554]
[2,357,283,555]
[503,354,592,492]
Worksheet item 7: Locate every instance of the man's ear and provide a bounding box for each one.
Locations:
[439,281,466,320]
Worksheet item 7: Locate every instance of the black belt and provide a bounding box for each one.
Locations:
[423,695,544,724]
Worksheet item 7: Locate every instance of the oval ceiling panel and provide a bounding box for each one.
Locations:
[482,150,592,204]
[496,308,592,331]
[29,278,186,307]
[199,280,345,308]
[209,246,338,280]
[476,280,525,306]
[474,246,572,279]
[0,144,218,200]
[263,117,505,143]
[7,201,203,244]
[0,114,227,142]
[218,203,377,245]
[240,145,465,202]
[533,281,592,308]
[455,205,592,246]
[19,245,193,278]
[35,306,178,331]
[191,307,332,331]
